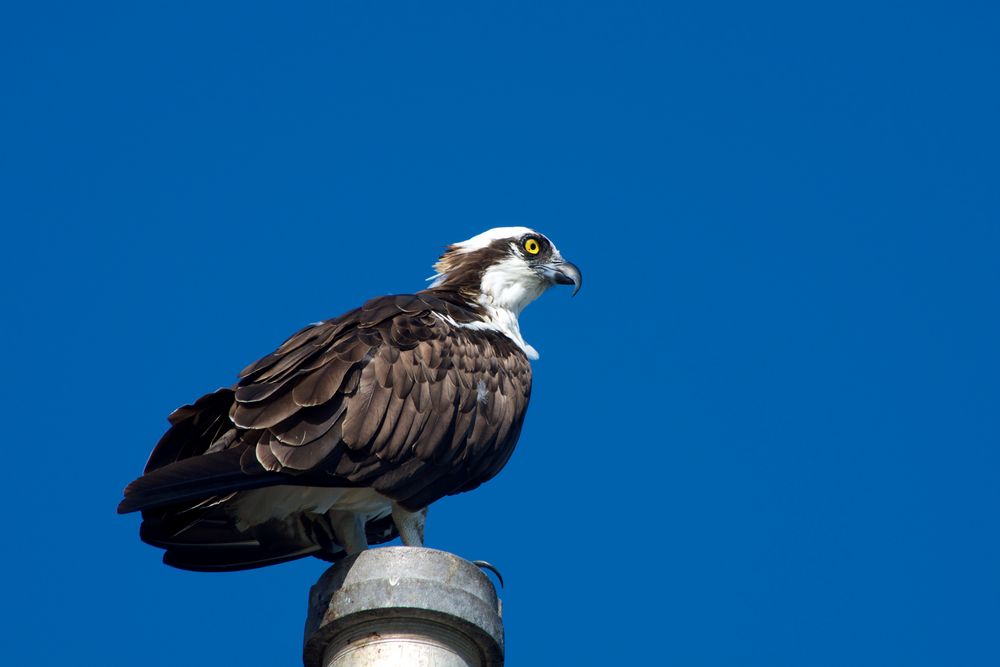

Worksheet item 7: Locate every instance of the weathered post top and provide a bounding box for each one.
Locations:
[303,547,504,667]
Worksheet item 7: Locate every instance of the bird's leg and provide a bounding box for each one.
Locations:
[392,504,428,547]
[328,510,368,555]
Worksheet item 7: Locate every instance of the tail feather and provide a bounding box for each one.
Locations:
[162,544,323,572]
[118,449,287,514]
[137,506,398,571]
[138,507,331,571]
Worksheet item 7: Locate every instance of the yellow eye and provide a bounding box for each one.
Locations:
[523,238,541,255]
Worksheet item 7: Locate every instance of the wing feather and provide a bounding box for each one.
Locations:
[229,385,300,429]
[271,400,347,446]
[291,359,355,408]
[341,366,393,448]
[121,293,534,569]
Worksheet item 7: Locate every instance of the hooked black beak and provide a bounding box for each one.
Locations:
[537,261,582,296]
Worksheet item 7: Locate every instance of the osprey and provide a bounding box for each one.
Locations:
[118,227,581,571]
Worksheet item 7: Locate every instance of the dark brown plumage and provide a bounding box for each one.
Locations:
[119,227,580,571]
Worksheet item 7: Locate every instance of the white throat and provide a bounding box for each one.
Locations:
[479,257,548,315]
[431,256,548,360]
[475,300,538,359]
[474,257,548,359]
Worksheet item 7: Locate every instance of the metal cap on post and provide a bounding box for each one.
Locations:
[303,547,504,667]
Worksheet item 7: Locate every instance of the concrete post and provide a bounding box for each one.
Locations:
[303,547,504,667]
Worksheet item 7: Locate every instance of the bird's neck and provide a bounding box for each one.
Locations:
[473,296,538,360]
[423,287,540,360]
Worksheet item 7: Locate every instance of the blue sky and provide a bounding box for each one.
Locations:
[2,2,998,664]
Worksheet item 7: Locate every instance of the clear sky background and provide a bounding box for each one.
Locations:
[2,2,998,665]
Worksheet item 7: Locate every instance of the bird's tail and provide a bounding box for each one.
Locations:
[137,507,397,571]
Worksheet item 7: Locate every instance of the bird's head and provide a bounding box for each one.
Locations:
[428,227,582,317]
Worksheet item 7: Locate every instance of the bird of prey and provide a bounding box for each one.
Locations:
[118,227,581,571]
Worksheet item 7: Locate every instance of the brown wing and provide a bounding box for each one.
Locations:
[119,294,532,515]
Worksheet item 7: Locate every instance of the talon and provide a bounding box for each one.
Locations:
[472,560,504,588]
